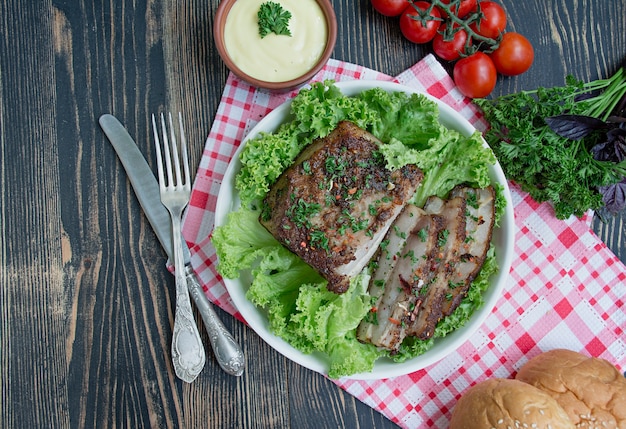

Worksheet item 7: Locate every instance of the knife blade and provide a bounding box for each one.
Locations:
[99,113,244,376]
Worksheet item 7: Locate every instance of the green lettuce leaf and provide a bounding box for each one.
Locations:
[211,207,281,279]
[291,80,377,137]
[379,129,496,207]
[235,122,303,207]
[286,274,382,377]
[358,87,443,148]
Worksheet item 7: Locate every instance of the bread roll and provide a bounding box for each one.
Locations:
[516,349,626,429]
[449,378,574,429]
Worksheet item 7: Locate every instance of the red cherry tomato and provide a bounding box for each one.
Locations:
[470,1,507,39]
[490,32,534,76]
[439,0,477,18]
[432,24,469,61]
[399,1,442,44]
[453,52,497,98]
[370,0,408,17]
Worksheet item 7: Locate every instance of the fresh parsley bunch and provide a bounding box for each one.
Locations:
[475,67,626,220]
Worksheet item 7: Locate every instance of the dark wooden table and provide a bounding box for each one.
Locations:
[2,0,624,428]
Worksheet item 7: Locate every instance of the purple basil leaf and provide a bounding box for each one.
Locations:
[591,128,626,162]
[599,178,626,214]
[607,128,626,162]
[545,114,607,140]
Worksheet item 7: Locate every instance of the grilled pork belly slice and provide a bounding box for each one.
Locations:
[405,195,467,340]
[356,205,443,351]
[440,186,496,316]
[260,121,423,294]
[357,186,496,352]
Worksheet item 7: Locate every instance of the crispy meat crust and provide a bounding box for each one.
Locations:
[260,121,423,294]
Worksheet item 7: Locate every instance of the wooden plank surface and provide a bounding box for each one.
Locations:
[1,0,624,428]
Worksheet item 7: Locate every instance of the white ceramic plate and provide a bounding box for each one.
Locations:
[214,80,515,380]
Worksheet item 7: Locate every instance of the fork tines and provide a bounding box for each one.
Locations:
[151,112,190,191]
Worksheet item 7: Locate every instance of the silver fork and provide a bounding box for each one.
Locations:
[152,112,206,382]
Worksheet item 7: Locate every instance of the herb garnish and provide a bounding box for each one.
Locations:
[437,229,449,247]
[465,191,479,210]
[302,160,312,175]
[325,155,348,178]
[257,1,292,39]
[287,198,321,228]
[309,230,330,252]
[393,225,407,239]
[475,67,626,219]
[417,227,428,243]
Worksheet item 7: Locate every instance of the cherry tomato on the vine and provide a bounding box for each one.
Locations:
[490,32,534,76]
[399,1,442,44]
[438,0,477,18]
[469,1,506,39]
[453,52,497,98]
[370,0,408,17]
[432,24,469,61]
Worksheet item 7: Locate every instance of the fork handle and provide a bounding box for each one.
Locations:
[171,218,206,383]
[185,265,245,376]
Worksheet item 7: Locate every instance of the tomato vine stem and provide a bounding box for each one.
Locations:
[408,0,501,55]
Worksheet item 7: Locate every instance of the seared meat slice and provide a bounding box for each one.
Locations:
[260,121,423,294]
[440,186,496,316]
[357,186,497,352]
[404,194,467,340]
[356,205,444,351]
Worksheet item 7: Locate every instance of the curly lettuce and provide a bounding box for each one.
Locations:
[359,87,443,148]
[379,129,495,207]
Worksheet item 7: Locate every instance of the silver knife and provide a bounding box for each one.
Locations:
[99,113,245,377]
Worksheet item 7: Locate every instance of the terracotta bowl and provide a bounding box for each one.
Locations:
[214,0,337,91]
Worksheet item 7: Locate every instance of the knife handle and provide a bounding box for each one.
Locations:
[185,266,245,376]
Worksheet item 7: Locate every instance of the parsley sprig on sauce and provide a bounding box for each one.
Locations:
[257,1,292,38]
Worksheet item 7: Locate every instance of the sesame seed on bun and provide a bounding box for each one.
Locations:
[449,378,574,429]
[516,349,626,429]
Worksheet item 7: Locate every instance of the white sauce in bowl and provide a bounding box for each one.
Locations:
[224,0,328,82]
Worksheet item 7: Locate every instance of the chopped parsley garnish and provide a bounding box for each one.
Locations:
[417,227,428,243]
[437,229,449,247]
[309,230,330,252]
[448,280,463,289]
[403,250,418,264]
[302,160,312,175]
[364,308,379,325]
[325,155,348,177]
[351,217,369,232]
[287,198,321,228]
[466,191,479,209]
[380,239,390,251]
[394,225,407,239]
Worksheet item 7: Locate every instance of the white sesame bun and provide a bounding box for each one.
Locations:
[516,349,626,429]
[449,378,574,429]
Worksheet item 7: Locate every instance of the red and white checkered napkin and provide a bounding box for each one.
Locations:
[183,54,626,428]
